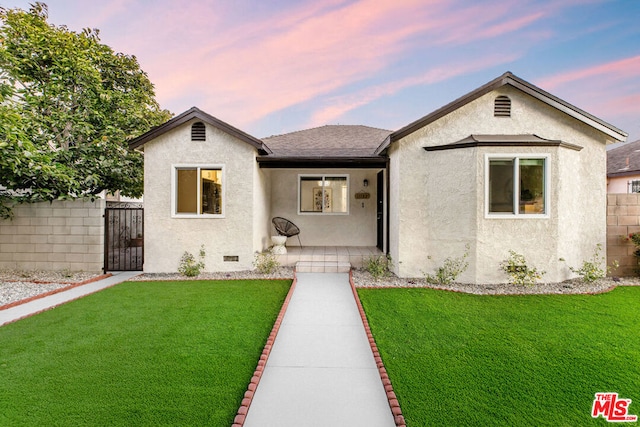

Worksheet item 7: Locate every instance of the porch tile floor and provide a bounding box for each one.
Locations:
[275,246,382,272]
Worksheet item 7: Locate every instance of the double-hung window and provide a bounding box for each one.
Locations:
[299,175,349,214]
[173,165,224,217]
[486,155,548,216]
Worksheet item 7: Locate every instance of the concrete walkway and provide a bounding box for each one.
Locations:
[0,271,140,326]
[244,272,395,427]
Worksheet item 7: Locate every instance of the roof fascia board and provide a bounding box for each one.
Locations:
[505,77,627,142]
[128,107,272,154]
[386,73,507,147]
[385,72,627,150]
[608,170,640,178]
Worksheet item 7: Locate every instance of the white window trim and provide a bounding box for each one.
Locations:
[484,154,550,219]
[171,164,225,218]
[297,174,350,215]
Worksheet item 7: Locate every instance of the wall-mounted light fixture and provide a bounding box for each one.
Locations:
[363,179,369,187]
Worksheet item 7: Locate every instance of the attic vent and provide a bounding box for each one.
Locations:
[494,96,511,117]
[191,122,206,141]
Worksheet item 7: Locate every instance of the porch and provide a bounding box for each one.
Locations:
[274,246,383,273]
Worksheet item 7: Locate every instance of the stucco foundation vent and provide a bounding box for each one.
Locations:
[494,96,511,117]
[223,255,239,262]
[191,122,206,141]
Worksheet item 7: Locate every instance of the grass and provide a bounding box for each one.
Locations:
[0,279,291,426]
[358,286,640,426]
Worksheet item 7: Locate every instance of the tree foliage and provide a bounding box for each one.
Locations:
[0,3,171,218]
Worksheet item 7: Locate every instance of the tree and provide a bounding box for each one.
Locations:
[0,2,171,218]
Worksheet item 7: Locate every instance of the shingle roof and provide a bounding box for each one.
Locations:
[262,125,391,158]
[607,139,640,177]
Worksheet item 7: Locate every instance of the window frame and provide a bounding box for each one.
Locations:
[297,174,350,215]
[171,164,225,218]
[484,154,550,219]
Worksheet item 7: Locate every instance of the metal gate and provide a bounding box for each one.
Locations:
[104,202,144,272]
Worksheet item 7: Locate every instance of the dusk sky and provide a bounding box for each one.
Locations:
[4,0,640,142]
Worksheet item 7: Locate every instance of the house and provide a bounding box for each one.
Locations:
[129,72,627,284]
[607,139,640,193]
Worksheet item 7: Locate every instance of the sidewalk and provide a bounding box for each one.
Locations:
[243,272,396,427]
[0,271,140,326]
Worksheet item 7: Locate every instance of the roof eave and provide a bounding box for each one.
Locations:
[608,170,640,178]
[388,72,627,145]
[128,107,272,154]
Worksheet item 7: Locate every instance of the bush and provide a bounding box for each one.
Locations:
[500,250,545,286]
[564,244,618,283]
[424,244,470,285]
[365,254,393,279]
[254,252,280,274]
[178,245,205,277]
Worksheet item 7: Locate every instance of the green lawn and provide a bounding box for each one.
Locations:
[358,286,640,426]
[0,279,291,426]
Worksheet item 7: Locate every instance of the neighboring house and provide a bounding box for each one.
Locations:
[129,72,627,284]
[607,139,640,193]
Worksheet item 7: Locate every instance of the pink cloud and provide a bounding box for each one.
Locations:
[534,56,640,138]
[149,0,441,124]
[306,53,521,127]
[537,55,640,90]
[89,0,598,130]
[478,11,545,38]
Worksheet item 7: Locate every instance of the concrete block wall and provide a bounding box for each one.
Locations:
[607,194,640,276]
[0,199,105,272]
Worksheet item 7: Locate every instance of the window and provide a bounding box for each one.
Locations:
[630,180,640,193]
[191,122,206,141]
[494,95,511,117]
[299,175,348,214]
[487,156,547,216]
[173,166,224,216]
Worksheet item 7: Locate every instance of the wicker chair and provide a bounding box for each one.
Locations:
[272,217,302,247]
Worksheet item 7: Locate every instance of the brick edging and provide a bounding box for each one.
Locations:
[0,273,113,311]
[231,272,299,426]
[349,270,407,427]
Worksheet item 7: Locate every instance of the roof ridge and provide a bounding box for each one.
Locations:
[262,124,392,140]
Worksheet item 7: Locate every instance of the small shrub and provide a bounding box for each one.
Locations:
[563,244,618,283]
[178,245,205,277]
[365,254,393,279]
[500,250,545,286]
[254,252,280,274]
[424,244,470,285]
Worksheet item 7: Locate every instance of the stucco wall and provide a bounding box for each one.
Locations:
[391,85,611,283]
[269,168,381,246]
[0,199,105,272]
[253,167,272,252]
[143,120,258,273]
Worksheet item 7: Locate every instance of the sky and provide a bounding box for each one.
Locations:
[3,0,640,142]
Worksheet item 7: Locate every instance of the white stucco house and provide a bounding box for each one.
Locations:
[129,72,627,284]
